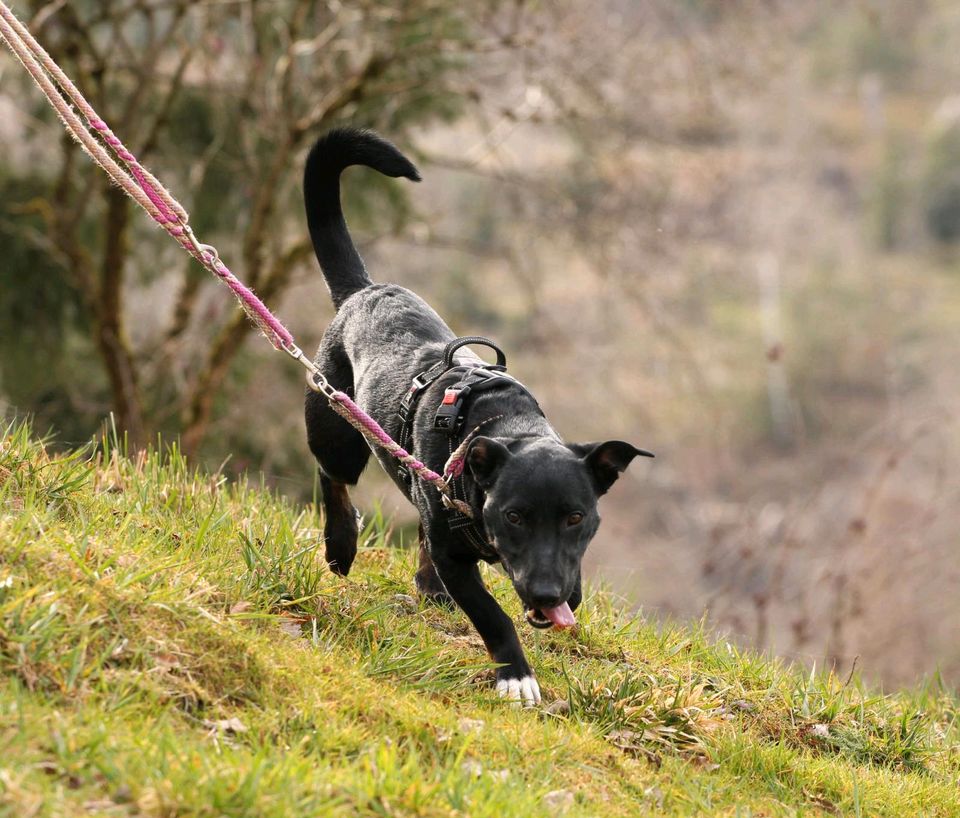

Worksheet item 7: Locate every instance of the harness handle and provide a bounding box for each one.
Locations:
[443,336,507,369]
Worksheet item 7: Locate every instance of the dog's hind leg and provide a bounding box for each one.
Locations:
[318,474,361,575]
[305,340,370,575]
[414,525,453,606]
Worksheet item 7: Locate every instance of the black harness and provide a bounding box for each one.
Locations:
[397,336,533,561]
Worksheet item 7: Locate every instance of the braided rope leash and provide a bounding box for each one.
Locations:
[0,0,472,518]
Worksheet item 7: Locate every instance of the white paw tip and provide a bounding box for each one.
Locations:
[496,675,541,707]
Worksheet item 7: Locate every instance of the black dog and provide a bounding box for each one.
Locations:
[303,129,652,706]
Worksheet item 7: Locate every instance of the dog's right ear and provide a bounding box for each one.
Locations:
[569,440,654,496]
[467,436,511,489]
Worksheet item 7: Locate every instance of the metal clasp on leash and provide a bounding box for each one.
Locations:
[304,367,336,398]
[286,343,337,399]
[182,224,222,268]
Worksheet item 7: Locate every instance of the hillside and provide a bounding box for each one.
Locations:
[1,421,958,817]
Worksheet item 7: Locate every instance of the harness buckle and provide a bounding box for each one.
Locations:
[399,369,434,423]
[410,370,433,391]
[434,387,467,432]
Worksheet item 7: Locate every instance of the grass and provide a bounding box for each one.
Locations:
[0,419,958,817]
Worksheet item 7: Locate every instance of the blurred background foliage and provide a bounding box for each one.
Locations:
[2,0,960,687]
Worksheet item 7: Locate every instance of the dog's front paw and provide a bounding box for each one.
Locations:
[496,674,541,708]
[414,568,454,608]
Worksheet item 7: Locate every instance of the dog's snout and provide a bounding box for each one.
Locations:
[527,581,564,610]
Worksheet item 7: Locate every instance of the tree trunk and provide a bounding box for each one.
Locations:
[180,312,250,457]
[96,186,146,448]
[179,240,312,456]
[757,253,795,449]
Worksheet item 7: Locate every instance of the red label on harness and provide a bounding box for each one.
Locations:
[442,390,458,405]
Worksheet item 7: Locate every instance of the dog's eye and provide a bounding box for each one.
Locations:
[505,510,523,525]
[566,512,585,527]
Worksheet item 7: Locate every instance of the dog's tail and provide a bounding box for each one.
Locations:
[303,128,420,309]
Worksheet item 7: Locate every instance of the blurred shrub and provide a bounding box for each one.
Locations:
[920,121,960,245]
[869,138,908,251]
[0,174,106,441]
[785,259,892,442]
[812,9,915,89]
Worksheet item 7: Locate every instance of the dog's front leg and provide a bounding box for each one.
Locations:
[432,553,541,707]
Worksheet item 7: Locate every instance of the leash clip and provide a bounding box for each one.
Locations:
[182,224,221,267]
[285,341,326,382]
[304,368,335,398]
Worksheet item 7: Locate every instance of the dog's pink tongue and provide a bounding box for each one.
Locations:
[542,602,576,629]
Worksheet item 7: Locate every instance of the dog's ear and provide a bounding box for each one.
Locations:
[569,440,654,496]
[467,436,511,488]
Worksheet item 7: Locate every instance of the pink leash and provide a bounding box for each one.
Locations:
[0,0,472,517]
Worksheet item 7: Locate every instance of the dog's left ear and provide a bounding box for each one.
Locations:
[569,440,654,495]
[467,436,512,489]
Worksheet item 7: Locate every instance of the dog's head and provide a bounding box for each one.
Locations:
[467,435,653,629]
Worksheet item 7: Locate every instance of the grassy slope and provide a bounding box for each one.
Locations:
[0,423,957,818]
